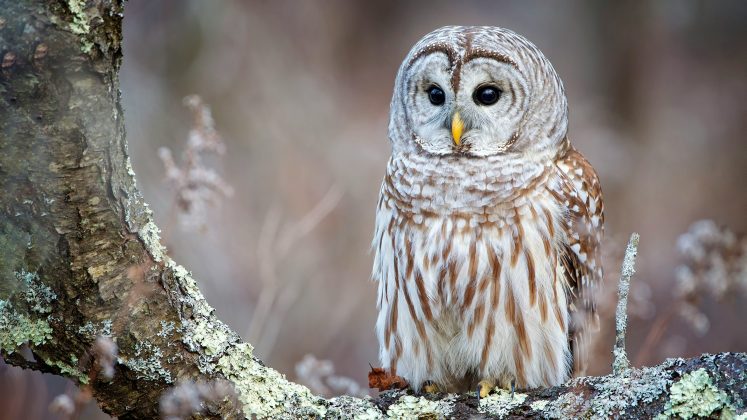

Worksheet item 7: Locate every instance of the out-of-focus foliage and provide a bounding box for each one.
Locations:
[2,1,746,418]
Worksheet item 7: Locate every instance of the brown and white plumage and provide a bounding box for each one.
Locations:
[372,26,604,393]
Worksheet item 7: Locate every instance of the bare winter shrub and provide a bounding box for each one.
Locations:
[47,335,117,418]
[634,220,747,365]
[674,219,747,334]
[159,379,238,420]
[159,95,234,232]
[246,186,342,356]
[49,394,76,418]
[48,387,92,420]
[93,336,118,381]
[295,354,368,397]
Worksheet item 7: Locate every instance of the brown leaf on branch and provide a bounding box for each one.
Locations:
[368,366,408,392]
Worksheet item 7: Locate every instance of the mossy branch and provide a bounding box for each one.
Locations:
[0,1,744,418]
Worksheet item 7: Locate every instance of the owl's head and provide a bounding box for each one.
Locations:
[389,26,568,158]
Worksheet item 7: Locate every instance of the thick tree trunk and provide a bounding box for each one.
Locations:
[0,0,318,418]
[0,1,744,419]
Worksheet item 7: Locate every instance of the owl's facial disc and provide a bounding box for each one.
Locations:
[405,52,529,157]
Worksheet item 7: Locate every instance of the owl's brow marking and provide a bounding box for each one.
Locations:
[463,48,518,69]
[408,43,458,67]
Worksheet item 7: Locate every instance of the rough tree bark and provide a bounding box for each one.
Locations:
[0,1,744,419]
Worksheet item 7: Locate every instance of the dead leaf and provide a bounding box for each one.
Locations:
[368,366,408,391]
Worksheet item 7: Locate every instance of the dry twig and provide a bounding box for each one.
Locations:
[246,186,343,356]
[612,232,640,375]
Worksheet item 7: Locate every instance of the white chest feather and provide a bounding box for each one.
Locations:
[372,153,571,391]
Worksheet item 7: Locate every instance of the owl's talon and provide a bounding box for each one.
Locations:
[510,379,516,399]
[422,380,439,394]
[477,379,495,400]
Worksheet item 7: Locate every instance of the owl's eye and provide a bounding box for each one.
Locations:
[473,85,501,106]
[427,85,445,106]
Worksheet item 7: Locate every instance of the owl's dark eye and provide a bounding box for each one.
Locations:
[473,85,501,106]
[427,85,445,106]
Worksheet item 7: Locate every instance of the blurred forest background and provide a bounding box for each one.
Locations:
[2,1,747,418]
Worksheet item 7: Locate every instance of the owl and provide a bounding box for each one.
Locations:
[372,26,603,397]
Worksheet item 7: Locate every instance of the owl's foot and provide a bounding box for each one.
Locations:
[422,380,440,394]
[476,379,496,403]
[510,379,516,399]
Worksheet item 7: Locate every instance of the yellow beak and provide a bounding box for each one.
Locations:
[451,112,464,146]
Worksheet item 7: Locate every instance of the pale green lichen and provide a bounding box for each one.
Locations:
[177,274,233,369]
[119,340,173,383]
[125,157,137,177]
[572,366,671,418]
[170,257,237,365]
[123,191,167,266]
[101,319,112,336]
[386,395,438,419]
[170,262,192,283]
[137,221,167,262]
[67,0,89,34]
[77,322,96,338]
[45,356,88,384]
[158,321,182,362]
[657,368,735,419]
[530,399,549,412]
[478,388,527,418]
[385,394,456,419]
[17,270,56,313]
[0,301,53,352]
[0,271,56,353]
[77,319,113,339]
[65,0,95,53]
[544,391,587,418]
[215,342,326,418]
[158,320,176,338]
[189,320,230,357]
[612,346,632,376]
[326,396,384,420]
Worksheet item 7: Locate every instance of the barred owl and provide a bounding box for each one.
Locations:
[372,26,604,396]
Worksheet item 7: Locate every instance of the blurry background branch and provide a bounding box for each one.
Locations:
[247,185,342,357]
[0,0,746,419]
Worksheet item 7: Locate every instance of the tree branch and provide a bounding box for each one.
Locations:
[613,232,639,375]
[0,1,744,418]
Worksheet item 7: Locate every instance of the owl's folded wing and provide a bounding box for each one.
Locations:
[553,146,604,375]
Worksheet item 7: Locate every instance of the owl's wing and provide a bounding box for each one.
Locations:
[553,146,604,375]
